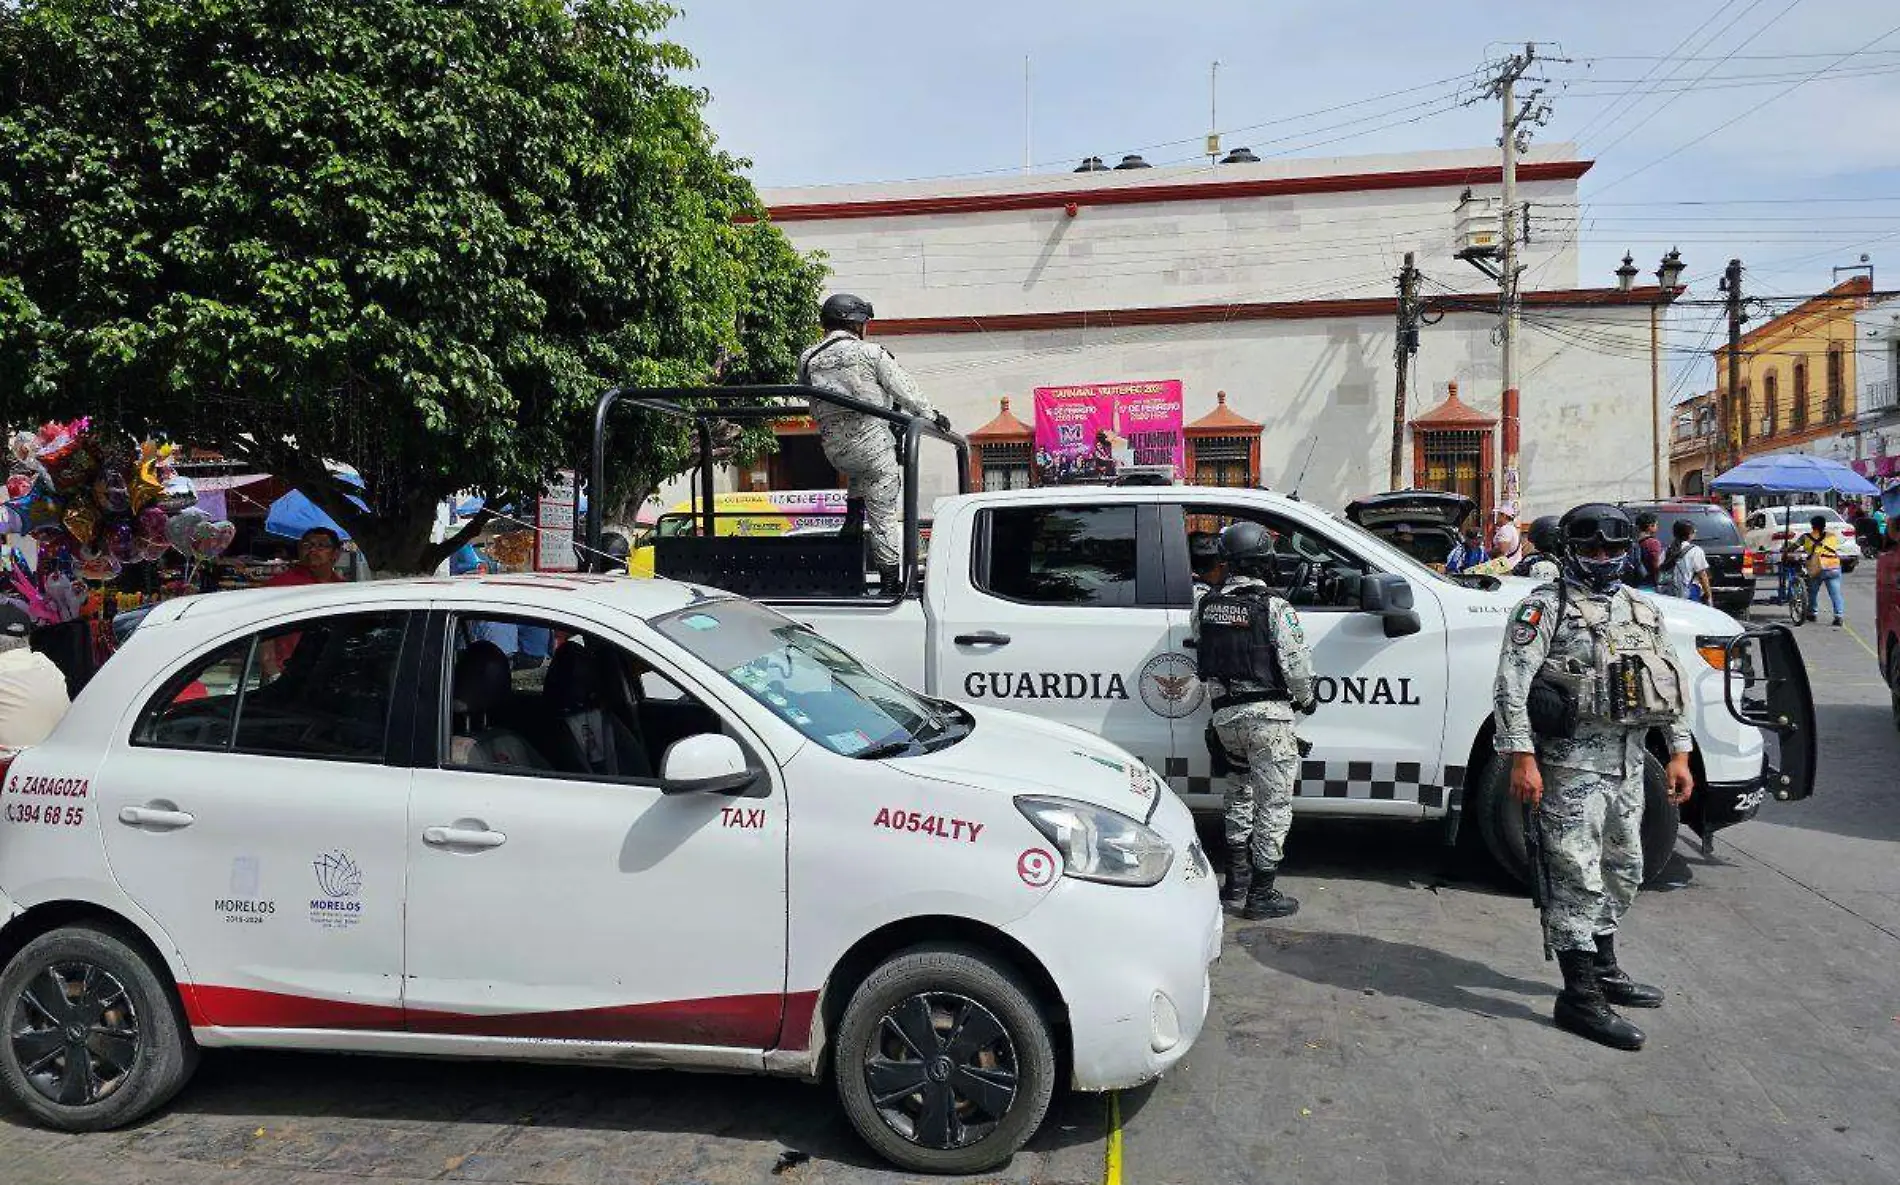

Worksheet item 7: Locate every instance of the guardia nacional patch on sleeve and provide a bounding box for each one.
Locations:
[1509,599,1546,646]
[1280,606,1305,645]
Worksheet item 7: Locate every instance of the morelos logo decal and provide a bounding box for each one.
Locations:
[1139,653,1205,719]
[310,850,364,930]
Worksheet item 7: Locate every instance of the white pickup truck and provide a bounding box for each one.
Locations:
[591,388,1816,884]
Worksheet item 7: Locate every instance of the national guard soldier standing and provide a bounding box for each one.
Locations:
[1493,503,1696,1050]
[797,293,950,595]
[1194,522,1317,920]
[1512,514,1563,581]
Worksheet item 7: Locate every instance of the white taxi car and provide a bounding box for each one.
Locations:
[0,574,1218,1174]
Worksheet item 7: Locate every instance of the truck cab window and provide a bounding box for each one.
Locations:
[977,505,1140,607]
[1184,507,1368,610]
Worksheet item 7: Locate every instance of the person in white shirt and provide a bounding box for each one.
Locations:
[1657,520,1712,603]
[0,610,70,748]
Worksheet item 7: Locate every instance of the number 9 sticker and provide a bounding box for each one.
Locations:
[1016,848,1057,888]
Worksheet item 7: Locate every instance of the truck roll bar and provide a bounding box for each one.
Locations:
[586,384,971,588]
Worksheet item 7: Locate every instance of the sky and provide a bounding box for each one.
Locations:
[670,0,1900,399]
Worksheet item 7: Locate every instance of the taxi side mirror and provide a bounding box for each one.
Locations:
[659,733,761,796]
[1359,572,1422,638]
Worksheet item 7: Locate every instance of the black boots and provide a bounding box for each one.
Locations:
[1220,847,1251,909]
[1593,934,1664,1008]
[840,497,866,538]
[877,565,903,596]
[1242,869,1299,920]
[1555,949,1646,1050]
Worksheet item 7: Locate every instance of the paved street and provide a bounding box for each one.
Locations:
[5,572,1896,1185]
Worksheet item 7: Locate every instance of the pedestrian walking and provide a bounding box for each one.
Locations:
[1193,521,1318,920]
[1656,519,1711,603]
[796,293,949,595]
[1792,514,1846,627]
[1493,503,1696,1051]
[1630,512,1664,589]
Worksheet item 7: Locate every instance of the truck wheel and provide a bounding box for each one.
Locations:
[1476,752,1678,890]
[0,924,197,1132]
[834,945,1056,1176]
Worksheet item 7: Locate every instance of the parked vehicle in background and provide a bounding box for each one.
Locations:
[1623,500,1757,617]
[1744,505,1862,574]
[1342,489,1476,571]
[629,490,849,577]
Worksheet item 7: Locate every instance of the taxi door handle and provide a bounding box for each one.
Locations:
[422,825,507,849]
[953,631,1011,647]
[118,805,195,829]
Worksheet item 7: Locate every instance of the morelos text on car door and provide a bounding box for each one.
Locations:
[96,610,418,1028]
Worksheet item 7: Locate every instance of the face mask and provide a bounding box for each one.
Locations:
[1565,553,1626,593]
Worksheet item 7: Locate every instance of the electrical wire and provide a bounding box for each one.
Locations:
[1595,16,1900,195]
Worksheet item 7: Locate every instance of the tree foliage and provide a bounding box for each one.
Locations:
[0,0,825,571]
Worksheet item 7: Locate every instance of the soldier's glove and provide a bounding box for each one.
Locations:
[1296,698,1318,716]
[932,411,952,432]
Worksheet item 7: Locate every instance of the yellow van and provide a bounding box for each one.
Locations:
[628,490,847,577]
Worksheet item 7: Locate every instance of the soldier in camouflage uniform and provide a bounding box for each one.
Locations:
[798,294,949,596]
[1494,503,1696,1051]
[1193,522,1317,920]
[1512,515,1563,582]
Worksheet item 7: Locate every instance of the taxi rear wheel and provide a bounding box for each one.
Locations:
[834,945,1056,1175]
[0,924,197,1132]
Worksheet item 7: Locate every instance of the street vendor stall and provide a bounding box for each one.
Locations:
[2,419,254,693]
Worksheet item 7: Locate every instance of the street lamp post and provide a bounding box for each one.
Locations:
[1651,249,1686,497]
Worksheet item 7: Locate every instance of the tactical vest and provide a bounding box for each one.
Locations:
[1536,588,1687,730]
[1195,587,1289,707]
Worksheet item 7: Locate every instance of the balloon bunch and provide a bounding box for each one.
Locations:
[4,420,236,621]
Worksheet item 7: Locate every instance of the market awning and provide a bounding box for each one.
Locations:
[1708,453,1879,497]
[265,472,368,541]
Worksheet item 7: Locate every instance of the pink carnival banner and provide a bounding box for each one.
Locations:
[1032,380,1184,484]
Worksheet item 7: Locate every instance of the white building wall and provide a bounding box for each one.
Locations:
[765,146,1584,317]
[729,144,1655,519]
[885,308,1655,518]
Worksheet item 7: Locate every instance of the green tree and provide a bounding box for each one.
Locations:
[0,0,825,572]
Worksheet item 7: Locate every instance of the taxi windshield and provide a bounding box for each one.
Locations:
[651,599,966,757]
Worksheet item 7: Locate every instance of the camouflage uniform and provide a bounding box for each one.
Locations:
[1193,576,1318,871]
[1514,554,1561,582]
[1493,582,1692,953]
[796,330,936,569]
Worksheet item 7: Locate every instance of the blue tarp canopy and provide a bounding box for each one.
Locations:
[1707,454,1880,497]
[454,493,587,520]
[265,472,368,541]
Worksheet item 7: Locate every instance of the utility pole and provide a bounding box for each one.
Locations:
[1391,252,1421,488]
[1721,258,1746,467]
[1478,43,1552,512]
[1650,301,1663,497]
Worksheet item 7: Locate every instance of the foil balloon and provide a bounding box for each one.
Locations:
[62,499,100,545]
[75,545,122,581]
[134,505,170,557]
[95,469,132,517]
[5,474,30,500]
[190,519,236,559]
[106,519,135,562]
[166,506,209,554]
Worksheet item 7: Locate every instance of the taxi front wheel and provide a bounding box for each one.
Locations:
[0,923,198,1132]
[834,945,1056,1175]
